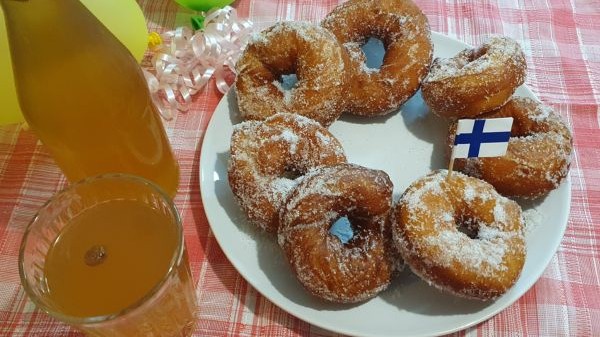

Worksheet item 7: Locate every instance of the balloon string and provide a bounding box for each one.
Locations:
[143,6,253,120]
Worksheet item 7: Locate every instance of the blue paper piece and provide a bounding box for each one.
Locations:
[329,216,353,244]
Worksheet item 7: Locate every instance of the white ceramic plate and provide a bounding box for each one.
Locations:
[199,32,571,337]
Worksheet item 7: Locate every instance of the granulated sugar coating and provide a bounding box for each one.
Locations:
[278,164,394,303]
[450,97,573,199]
[391,170,526,300]
[522,208,544,236]
[321,0,433,116]
[223,0,570,312]
[422,36,527,119]
[228,113,346,233]
[235,21,347,127]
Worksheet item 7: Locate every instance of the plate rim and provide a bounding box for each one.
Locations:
[198,31,571,337]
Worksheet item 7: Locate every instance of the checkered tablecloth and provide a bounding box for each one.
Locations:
[1,0,599,336]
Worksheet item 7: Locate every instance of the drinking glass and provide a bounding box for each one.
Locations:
[19,173,197,337]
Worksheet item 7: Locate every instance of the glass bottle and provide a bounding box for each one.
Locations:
[1,0,179,197]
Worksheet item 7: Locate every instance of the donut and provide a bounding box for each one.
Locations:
[449,97,573,199]
[321,0,433,116]
[278,164,394,303]
[422,36,527,119]
[235,21,347,127]
[391,170,526,300]
[228,113,347,233]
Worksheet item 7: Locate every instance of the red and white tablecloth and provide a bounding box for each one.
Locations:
[1,0,599,336]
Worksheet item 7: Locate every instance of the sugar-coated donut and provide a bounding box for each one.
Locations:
[321,0,433,116]
[422,36,527,119]
[228,113,347,233]
[391,170,525,300]
[278,164,394,303]
[235,21,347,127]
[449,97,573,199]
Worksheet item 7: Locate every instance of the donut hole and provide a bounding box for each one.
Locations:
[467,46,488,63]
[278,73,299,90]
[258,142,295,175]
[329,216,354,244]
[455,214,482,239]
[453,46,489,71]
[271,73,299,104]
[360,37,386,70]
[282,167,302,180]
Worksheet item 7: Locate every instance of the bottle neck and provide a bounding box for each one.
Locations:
[1,0,61,14]
[0,0,28,8]
[2,0,78,33]
[2,0,141,109]
[2,0,118,62]
[1,0,100,33]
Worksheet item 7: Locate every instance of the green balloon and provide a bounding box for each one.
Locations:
[174,0,235,12]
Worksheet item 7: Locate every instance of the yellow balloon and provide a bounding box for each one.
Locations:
[0,0,149,125]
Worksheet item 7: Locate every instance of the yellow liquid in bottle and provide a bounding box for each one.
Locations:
[2,0,179,196]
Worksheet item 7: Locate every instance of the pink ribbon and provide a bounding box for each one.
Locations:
[143,6,253,120]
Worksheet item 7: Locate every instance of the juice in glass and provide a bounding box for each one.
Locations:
[19,174,196,337]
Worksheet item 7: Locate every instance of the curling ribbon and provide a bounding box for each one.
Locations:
[143,6,253,120]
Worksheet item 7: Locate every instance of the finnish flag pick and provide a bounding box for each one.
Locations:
[452,118,514,159]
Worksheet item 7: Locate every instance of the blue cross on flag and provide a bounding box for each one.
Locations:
[453,118,514,158]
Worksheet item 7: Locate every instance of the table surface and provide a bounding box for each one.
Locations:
[1,0,600,336]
